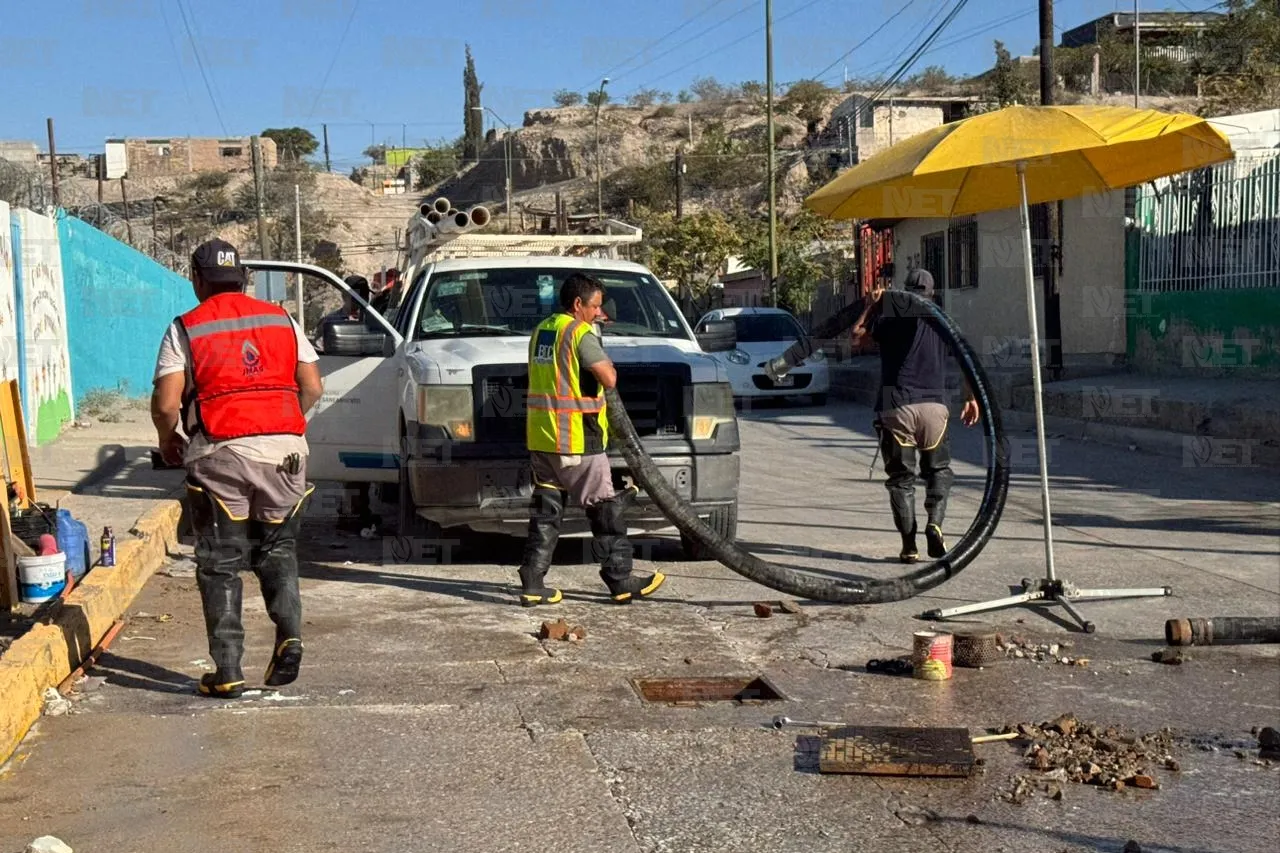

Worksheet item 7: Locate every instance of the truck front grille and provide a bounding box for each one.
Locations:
[472,364,690,444]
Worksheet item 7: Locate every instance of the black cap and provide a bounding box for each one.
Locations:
[191,239,245,285]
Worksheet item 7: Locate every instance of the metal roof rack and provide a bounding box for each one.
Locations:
[406,216,642,262]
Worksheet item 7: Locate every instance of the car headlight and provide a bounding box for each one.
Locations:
[689,382,736,441]
[807,348,826,363]
[416,386,475,441]
[726,349,751,365]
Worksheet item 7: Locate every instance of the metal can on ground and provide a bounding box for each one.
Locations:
[912,630,953,681]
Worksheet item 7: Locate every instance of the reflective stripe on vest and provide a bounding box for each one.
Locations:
[526,313,609,455]
[180,292,306,443]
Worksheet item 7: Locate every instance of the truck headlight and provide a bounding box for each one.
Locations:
[808,348,826,363]
[690,382,735,441]
[416,386,475,442]
[726,349,751,365]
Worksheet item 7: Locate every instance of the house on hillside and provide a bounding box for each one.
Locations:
[824,93,980,167]
[103,136,277,179]
[1060,9,1222,62]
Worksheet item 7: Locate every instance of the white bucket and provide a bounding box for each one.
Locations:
[18,553,67,604]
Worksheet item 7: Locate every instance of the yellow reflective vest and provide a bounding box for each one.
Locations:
[526,313,609,454]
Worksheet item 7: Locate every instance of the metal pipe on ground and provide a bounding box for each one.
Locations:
[1166,617,1280,646]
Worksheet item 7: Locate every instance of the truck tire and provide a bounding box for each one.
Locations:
[680,502,738,561]
[393,463,445,564]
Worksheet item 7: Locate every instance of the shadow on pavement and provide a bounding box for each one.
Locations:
[94,651,195,695]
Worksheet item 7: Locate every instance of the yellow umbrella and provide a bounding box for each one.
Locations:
[805,104,1234,219]
[804,104,1236,632]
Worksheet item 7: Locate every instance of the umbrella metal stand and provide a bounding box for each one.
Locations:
[922,162,1171,633]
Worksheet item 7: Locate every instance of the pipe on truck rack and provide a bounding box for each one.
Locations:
[607,290,1011,605]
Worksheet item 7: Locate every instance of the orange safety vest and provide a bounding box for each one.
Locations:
[178,292,306,442]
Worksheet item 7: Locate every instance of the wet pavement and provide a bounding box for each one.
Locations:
[1,400,1277,853]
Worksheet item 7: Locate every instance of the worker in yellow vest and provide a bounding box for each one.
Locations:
[520,273,665,606]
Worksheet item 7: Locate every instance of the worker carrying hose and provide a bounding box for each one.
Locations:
[852,268,981,563]
[519,273,664,607]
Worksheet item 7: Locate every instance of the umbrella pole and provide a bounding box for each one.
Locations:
[922,162,1171,633]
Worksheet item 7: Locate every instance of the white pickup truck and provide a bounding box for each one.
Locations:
[244,239,743,561]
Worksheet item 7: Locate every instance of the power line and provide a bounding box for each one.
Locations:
[578,0,738,89]
[810,0,922,83]
[608,1,762,85]
[637,0,831,90]
[174,0,227,133]
[307,0,363,120]
[156,1,200,126]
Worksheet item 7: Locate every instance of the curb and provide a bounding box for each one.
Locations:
[0,498,183,767]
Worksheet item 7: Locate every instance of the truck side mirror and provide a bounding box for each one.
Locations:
[697,319,737,353]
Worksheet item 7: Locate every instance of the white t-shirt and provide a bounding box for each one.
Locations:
[154,317,320,466]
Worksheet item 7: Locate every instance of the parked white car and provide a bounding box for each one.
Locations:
[694,307,829,405]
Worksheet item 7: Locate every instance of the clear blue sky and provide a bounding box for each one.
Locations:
[2,0,1160,170]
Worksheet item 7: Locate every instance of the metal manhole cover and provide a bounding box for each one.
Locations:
[631,675,787,704]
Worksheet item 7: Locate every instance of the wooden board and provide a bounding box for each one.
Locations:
[0,379,35,507]
[818,726,976,777]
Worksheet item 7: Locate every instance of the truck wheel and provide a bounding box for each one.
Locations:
[680,502,738,561]
[394,464,445,564]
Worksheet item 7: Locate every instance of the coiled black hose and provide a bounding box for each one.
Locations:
[605,290,1010,604]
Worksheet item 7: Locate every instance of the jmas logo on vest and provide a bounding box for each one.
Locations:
[241,340,265,377]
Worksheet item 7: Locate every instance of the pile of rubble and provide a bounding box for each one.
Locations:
[999,714,1179,803]
[996,636,1090,667]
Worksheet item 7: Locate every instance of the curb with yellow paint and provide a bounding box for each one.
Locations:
[0,499,184,767]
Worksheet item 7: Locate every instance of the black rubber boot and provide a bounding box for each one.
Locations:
[253,486,312,686]
[921,434,954,559]
[518,488,565,607]
[880,429,919,564]
[188,482,249,696]
[587,498,662,603]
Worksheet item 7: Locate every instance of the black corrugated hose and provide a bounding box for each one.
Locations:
[605,291,1011,604]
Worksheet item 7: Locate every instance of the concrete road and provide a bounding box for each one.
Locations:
[2,400,1277,853]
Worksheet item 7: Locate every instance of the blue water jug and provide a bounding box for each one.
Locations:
[55,509,91,580]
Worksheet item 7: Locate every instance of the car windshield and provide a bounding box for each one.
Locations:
[414,268,688,340]
[729,314,806,343]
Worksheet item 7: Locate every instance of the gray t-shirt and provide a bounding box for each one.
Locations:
[154,317,319,466]
[577,326,607,369]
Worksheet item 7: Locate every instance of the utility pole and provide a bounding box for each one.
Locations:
[46,118,60,208]
[120,178,133,245]
[765,0,779,307]
[595,78,609,221]
[323,124,331,172]
[251,136,269,259]
[294,184,304,325]
[1039,0,1064,379]
[96,156,104,204]
[151,198,160,256]
[1133,0,1141,108]
[674,150,684,220]
[688,114,693,145]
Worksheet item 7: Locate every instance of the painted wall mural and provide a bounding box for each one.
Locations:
[0,201,17,384]
[13,209,74,444]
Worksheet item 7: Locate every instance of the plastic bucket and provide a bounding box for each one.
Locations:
[18,553,67,604]
[912,630,954,681]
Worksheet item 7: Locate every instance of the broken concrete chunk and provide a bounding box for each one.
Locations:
[1052,714,1078,737]
[539,620,570,641]
[778,600,802,614]
[1131,775,1159,789]
[1151,648,1186,665]
[40,687,71,717]
[26,838,73,853]
[753,602,773,618]
[568,625,587,641]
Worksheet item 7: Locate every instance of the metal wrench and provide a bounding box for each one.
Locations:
[772,715,844,730]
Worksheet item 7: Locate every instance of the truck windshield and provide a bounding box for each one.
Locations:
[414,268,688,340]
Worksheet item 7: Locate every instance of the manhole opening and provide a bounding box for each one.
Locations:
[632,676,786,704]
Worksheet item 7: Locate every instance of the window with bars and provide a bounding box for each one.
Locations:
[947,215,979,290]
[921,231,946,288]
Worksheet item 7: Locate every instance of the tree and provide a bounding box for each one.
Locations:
[627,88,668,108]
[262,127,319,163]
[780,79,835,125]
[586,88,611,108]
[463,45,483,163]
[634,208,744,314]
[414,138,464,190]
[677,90,694,103]
[987,40,1035,107]
[233,162,341,263]
[553,89,584,107]
[735,209,838,314]
[363,144,387,165]
[690,77,739,101]
[906,65,956,92]
[1196,0,1280,115]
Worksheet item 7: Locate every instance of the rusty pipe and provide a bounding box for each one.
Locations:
[1166,616,1280,646]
